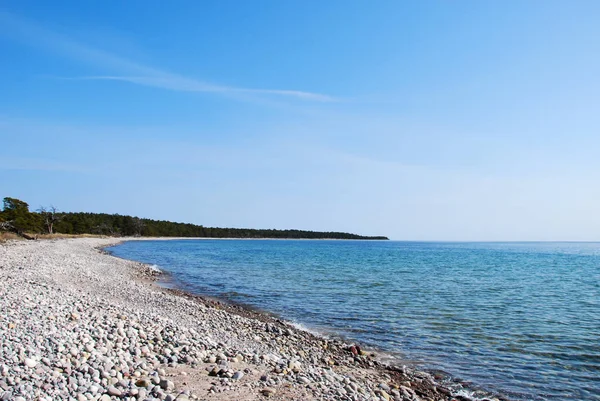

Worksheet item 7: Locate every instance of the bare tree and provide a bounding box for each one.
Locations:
[38,205,62,234]
[0,221,13,231]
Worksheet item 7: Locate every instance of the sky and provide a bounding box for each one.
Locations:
[1,1,600,241]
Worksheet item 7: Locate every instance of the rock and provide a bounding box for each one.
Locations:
[107,386,122,396]
[136,378,151,387]
[153,388,165,399]
[377,389,391,400]
[261,387,276,397]
[159,379,175,391]
[400,386,413,399]
[24,358,37,368]
[232,371,244,380]
[99,396,111,401]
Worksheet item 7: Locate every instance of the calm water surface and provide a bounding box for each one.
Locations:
[107,240,600,401]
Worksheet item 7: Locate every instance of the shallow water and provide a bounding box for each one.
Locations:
[107,240,600,401]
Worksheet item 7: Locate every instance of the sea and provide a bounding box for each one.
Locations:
[106,240,600,401]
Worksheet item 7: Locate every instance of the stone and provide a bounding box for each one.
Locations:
[159,379,175,391]
[107,386,122,396]
[24,358,37,368]
[261,387,276,397]
[232,371,244,380]
[136,378,151,387]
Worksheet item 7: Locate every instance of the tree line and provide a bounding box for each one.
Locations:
[0,197,389,240]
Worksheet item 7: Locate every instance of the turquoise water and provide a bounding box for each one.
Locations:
[107,240,600,401]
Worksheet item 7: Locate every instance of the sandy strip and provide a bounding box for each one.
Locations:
[0,238,471,401]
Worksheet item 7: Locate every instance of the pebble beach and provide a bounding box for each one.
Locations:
[0,238,468,401]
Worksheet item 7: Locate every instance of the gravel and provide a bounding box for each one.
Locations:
[0,238,467,401]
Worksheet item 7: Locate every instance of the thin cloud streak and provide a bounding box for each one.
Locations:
[0,10,337,103]
[64,76,337,102]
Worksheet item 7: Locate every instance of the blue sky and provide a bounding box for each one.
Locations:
[1,1,599,240]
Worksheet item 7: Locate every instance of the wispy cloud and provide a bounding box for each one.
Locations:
[0,10,336,103]
[61,76,336,102]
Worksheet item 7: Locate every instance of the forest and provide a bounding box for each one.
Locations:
[0,197,389,240]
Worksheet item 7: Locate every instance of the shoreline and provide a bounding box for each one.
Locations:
[103,240,424,372]
[105,239,505,401]
[1,237,499,401]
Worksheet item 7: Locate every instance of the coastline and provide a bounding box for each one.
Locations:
[0,238,495,401]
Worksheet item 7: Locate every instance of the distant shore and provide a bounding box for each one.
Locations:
[0,238,480,401]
